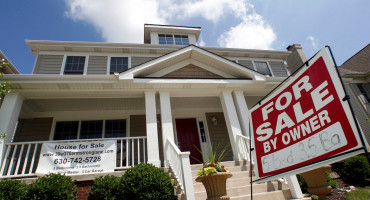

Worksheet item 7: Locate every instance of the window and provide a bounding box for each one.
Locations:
[54,121,79,140]
[158,34,189,45]
[254,61,272,76]
[53,119,126,140]
[110,57,128,74]
[198,121,207,143]
[357,84,370,103]
[64,56,85,75]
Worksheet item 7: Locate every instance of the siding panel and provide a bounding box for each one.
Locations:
[269,61,288,77]
[131,57,156,67]
[238,60,254,70]
[34,55,64,74]
[87,56,108,74]
[205,112,233,161]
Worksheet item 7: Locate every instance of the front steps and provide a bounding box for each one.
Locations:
[190,161,292,200]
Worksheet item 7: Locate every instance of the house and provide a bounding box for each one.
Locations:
[339,44,370,148]
[0,24,308,199]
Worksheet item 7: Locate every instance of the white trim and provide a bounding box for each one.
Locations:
[191,60,235,78]
[38,51,160,58]
[60,55,67,75]
[106,56,111,75]
[133,78,255,84]
[84,55,89,75]
[148,60,190,77]
[31,54,40,74]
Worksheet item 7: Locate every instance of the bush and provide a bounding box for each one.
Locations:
[27,173,77,200]
[332,155,370,186]
[324,170,337,189]
[120,163,176,200]
[0,179,28,200]
[297,174,308,193]
[88,175,121,200]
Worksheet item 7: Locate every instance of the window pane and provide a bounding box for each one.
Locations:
[80,120,103,139]
[105,119,126,138]
[254,61,271,76]
[54,121,79,140]
[174,35,189,45]
[110,57,128,74]
[64,56,85,75]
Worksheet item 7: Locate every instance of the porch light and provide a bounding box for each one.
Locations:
[211,117,217,125]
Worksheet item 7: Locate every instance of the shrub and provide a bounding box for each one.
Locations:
[88,175,121,200]
[27,173,77,200]
[324,170,337,189]
[331,155,370,186]
[120,163,176,200]
[0,179,28,200]
[297,174,308,193]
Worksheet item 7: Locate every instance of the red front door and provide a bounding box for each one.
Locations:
[175,118,203,164]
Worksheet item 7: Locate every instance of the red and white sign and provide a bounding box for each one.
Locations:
[250,48,364,181]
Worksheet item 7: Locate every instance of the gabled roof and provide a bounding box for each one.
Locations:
[119,45,266,81]
[340,44,370,76]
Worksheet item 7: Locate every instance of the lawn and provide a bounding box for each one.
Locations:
[345,187,370,200]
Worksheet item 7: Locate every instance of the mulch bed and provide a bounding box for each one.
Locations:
[326,178,346,200]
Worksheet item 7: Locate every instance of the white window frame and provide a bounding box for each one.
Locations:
[158,34,190,46]
[107,56,131,75]
[252,60,274,77]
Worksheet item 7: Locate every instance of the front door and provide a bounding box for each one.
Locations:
[175,118,203,164]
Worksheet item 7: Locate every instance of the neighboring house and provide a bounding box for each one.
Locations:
[339,44,370,148]
[0,50,20,75]
[0,24,308,199]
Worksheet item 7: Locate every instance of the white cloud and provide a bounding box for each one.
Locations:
[64,0,277,49]
[217,14,276,50]
[307,35,318,50]
[198,37,206,46]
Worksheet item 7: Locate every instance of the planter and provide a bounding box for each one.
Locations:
[195,172,232,200]
[300,165,332,200]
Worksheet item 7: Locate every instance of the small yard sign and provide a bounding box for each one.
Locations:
[250,48,365,182]
[36,140,116,175]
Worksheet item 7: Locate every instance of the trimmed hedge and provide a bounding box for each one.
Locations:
[88,175,121,200]
[27,173,77,200]
[332,155,370,186]
[0,179,28,200]
[120,163,176,200]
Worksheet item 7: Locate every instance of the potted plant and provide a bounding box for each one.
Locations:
[195,144,232,200]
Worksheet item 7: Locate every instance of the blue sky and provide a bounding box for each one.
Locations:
[1,0,369,74]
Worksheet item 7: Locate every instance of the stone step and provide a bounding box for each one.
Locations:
[191,165,252,176]
[192,171,253,183]
[193,176,258,192]
[230,189,292,200]
[190,160,250,171]
[194,182,282,199]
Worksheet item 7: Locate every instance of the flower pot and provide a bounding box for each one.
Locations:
[195,172,232,200]
[300,165,332,200]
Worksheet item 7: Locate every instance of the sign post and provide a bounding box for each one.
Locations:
[250,48,366,182]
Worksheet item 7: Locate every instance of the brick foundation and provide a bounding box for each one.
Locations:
[76,180,94,200]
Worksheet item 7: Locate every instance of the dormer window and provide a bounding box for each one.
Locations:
[254,61,272,76]
[64,56,85,75]
[158,34,189,45]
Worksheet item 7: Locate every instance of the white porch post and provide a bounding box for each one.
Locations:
[159,92,175,168]
[233,91,250,137]
[286,175,303,199]
[145,91,161,167]
[219,91,243,161]
[0,93,24,162]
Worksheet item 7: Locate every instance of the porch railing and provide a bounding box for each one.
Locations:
[166,139,195,200]
[236,134,253,162]
[0,137,147,179]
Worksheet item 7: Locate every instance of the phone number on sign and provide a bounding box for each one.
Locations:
[54,156,101,165]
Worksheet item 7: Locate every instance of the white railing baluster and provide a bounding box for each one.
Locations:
[7,145,18,176]
[120,139,123,168]
[0,145,11,176]
[143,138,146,164]
[14,144,25,175]
[126,139,129,167]
[29,144,39,174]
[137,139,140,163]
[131,139,134,166]
[22,144,32,175]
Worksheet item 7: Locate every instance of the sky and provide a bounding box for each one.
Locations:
[1,0,369,74]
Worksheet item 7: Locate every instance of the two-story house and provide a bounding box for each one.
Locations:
[0,24,308,199]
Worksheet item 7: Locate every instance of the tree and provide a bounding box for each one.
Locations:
[0,57,12,138]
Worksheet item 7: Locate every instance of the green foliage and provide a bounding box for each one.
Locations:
[120,163,176,200]
[345,187,370,200]
[332,155,370,186]
[324,170,337,189]
[195,143,232,176]
[88,175,121,200]
[311,194,319,200]
[0,179,28,200]
[297,174,308,193]
[0,62,12,102]
[27,173,77,200]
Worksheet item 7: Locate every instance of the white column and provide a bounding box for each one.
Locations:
[219,91,243,161]
[233,91,250,137]
[145,92,161,167]
[159,92,175,167]
[0,93,24,162]
[286,175,303,199]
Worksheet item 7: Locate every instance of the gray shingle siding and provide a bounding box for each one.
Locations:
[87,56,108,74]
[238,60,254,70]
[131,57,156,67]
[33,55,64,74]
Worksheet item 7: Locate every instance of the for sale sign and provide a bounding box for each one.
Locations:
[250,48,364,182]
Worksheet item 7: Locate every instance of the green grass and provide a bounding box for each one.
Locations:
[346,187,370,200]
